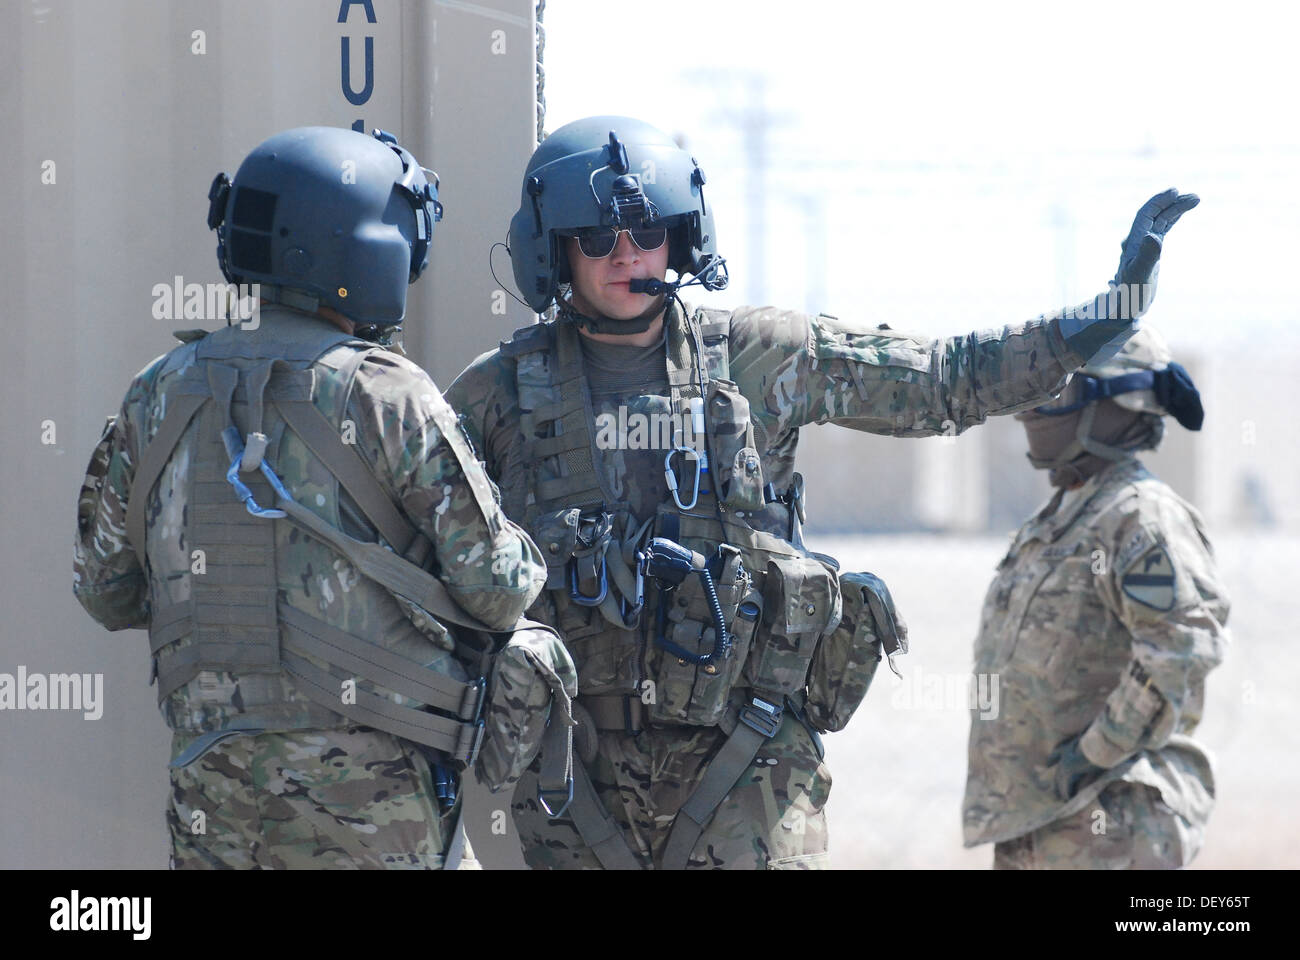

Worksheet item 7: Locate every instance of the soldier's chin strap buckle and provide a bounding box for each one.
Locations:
[738,695,783,739]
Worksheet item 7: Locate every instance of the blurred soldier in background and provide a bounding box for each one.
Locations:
[448,114,1198,869]
[964,327,1230,869]
[73,126,564,869]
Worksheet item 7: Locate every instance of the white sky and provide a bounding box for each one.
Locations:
[541,0,1300,350]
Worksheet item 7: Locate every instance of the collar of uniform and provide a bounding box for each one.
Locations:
[1034,455,1148,543]
[192,305,369,366]
[1012,486,1067,551]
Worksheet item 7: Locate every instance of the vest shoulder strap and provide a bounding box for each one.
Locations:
[275,343,427,559]
[695,307,732,341]
[500,321,552,358]
[124,392,208,567]
[692,307,733,384]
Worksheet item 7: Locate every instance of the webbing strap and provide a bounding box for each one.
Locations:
[527,321,607,513]
[275,398,420,556]
[443,804,469,870]
[243,360,274,439]
[155,640,280,701]
[567,758,644,870]
[276,496,492,633]
[579,694,645,733]
[149,602,192,653]
[124,393,208,567]
[281,650,480,759]
[665,306,700,390]
[659,714,771,870]
[530,432,591,458]
[532,687,577,822]
[279,605,482,718]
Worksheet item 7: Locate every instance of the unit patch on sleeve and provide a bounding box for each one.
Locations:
[1120,545,1177,611]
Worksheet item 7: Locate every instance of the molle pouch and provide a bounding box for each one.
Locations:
[745,553,841,700]
[649,545,752,726]
[805,571,907,733]
[705,379,766,512]
[530,507,581,591]
[476,621,577,794]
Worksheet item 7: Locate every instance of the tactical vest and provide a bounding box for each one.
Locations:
[124,311,494,767]
[502,306,905,868]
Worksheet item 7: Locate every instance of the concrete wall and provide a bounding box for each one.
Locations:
[0,0,537,868]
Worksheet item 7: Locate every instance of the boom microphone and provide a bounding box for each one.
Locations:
[627,256,729,297]
[628,277,673,295]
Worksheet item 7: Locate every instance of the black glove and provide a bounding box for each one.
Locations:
[1113,188,1200,309]
[1058,189,1200,364]
[1046,736,1107,802]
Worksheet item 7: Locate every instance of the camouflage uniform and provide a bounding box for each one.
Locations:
[963,455,1230,869]
[448,298,1092,869]
[74,306,547,868]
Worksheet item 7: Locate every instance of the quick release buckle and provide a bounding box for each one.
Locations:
[738,696,784,739]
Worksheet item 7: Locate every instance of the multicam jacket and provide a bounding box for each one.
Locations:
[963,455,1230,845]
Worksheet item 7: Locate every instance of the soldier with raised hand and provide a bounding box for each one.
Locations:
[963,328,1230,869]
[446,115,1198,869]
[73,126,562,869]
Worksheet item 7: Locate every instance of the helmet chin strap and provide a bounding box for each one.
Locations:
[558,293,666,335]
[1076,403,1136,462]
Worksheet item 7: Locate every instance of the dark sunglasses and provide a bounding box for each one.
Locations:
[566,224,668,259]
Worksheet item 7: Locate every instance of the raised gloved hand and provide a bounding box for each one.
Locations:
[1046,735,1107,802]
[1113,188,1201,310]
[1058,189,1199,365]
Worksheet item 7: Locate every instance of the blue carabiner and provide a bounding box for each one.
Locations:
[221,426,290,518]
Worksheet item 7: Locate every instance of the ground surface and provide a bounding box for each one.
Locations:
[808,531,1295,870]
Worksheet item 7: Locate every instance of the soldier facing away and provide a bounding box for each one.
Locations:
[964,328,1230,869]
[446,115,1199,869]
[73,126,561,869]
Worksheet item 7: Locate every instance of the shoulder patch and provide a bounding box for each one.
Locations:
[1121,545,1177,611]
[1041,540,1082,560]
[1116,526,1157,574]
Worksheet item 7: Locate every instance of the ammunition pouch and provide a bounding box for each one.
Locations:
[744,552,842,701]
[477,620,578,797]
[648,544,753,726]
[805,571,908,733]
